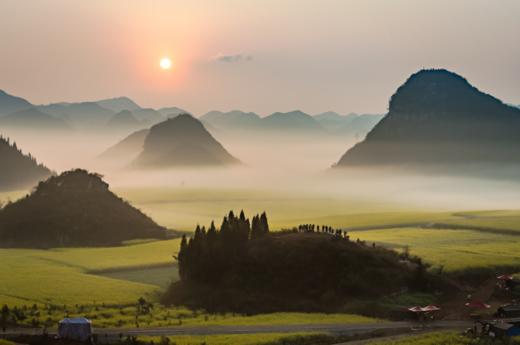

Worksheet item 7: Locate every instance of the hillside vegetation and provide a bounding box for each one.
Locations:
[0,169,169,247]
[163,211,446,313]
[0,136,52,191]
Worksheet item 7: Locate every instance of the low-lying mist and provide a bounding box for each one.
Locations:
[4,127,520,222]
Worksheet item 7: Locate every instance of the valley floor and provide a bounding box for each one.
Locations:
[2,187,520,345]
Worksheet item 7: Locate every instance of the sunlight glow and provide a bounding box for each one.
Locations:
[160,57,172,70]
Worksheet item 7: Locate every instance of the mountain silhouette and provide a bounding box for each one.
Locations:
[313,111,357,130]
[132,108,165,124]
[314,112,383,135]
[99,128,149,160]
[0,90,33,115]
[335,69,520,169]
[158,106,189,118]
[106,110,142,130]
[38,102,115,129]
[261,110,324,132]
[0,136,52,191]
[334,114,383,137]
[201,110,261,130]
[133,114,239,167]
[0,169,168,248]
[0,108,70,130]
[96,96,141,112]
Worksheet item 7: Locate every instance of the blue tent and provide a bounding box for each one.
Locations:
[58,317,92,341]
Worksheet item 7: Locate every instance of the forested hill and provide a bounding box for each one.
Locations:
[335,69,520,168]
[0,169,169,248]
[0,136,52,191]
[163,211,446,314]
[133,114,239,167]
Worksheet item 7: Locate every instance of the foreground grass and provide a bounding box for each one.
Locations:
[351,227,520,271]
[3,186,520,322]
[8,302,378,329]
[365,331,516,345]
[138,333,322,345]
[0,340,16,345]
[0,239,181,306]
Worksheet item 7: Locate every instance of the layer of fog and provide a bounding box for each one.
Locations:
[4,127,520,212]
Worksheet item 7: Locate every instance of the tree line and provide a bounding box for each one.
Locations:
[177,210,269,283]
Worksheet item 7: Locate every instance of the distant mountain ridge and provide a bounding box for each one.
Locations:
[200,110,261,129]
[1,88,380,136]
[0,108,70,130]
[335,69,520,169]
[158,107,189,118]
[0,136,52,191]
[262,110,323,132]
[0,90,32,115]
[0,91,183,130]
[200,109,382,138]
[106,110,141,130]
[96,96,141,112]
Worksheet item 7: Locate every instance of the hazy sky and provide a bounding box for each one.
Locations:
[1,0,519,116]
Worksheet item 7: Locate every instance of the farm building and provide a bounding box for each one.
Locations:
[489,323,520,338]
[58,317,92,341]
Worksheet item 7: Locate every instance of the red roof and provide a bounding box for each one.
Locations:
[465,301,491,309]
[421,305,441,312]
[408,306,423,313]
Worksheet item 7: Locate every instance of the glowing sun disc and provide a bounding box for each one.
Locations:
[160,57,172,70]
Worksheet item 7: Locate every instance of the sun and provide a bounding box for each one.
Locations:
[160,57,172,70]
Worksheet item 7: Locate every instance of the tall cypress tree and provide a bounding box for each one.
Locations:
[178,234,188,279]
[260,212,269,235]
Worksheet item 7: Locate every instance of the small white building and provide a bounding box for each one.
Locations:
[58,317,92,342]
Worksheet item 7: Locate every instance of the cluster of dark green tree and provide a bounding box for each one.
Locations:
[0,136,51,191]
[0,169,171,248]
[1,304,44,330]
[164,212,451,314]
[177,210,269,282]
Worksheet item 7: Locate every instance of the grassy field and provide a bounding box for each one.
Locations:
[137,333,321,345]
[9,303,378,329]
[3,186,520,332]
[442,210,520,231]
[366,332,476,345]
[115,187,425,231]
[351,227,520,271]
[97,265,178,289]
[0,239,182,306]
[0,340,16,345]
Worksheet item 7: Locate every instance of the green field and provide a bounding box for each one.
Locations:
[0,239,182,306]
[366,332,477,345]
[2,186,520,332]
[138,333,321,345]
[115,187,425,231]
[9,302,377,329]
[442,210,520,232]
[350,227,520,271]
